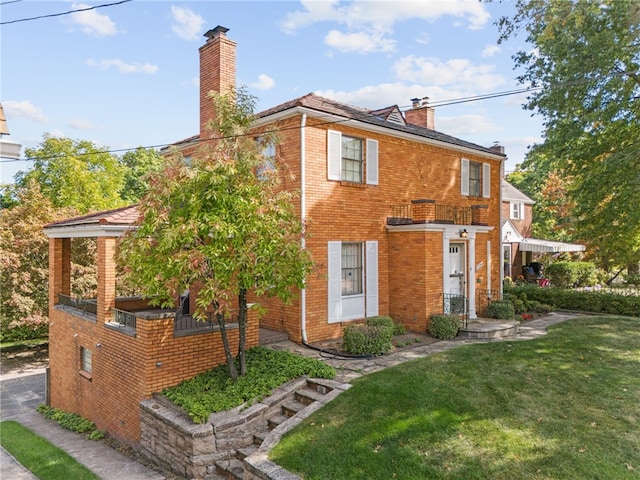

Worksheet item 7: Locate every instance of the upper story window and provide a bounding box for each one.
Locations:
[461,158,490,198]
[511,202,524,220]
[256,139,276,180]
[327,130,378,185]
[341,137,363,183]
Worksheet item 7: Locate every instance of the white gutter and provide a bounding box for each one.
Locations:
[300,113,308,343]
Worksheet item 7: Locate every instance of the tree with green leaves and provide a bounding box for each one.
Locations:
[498,0,640,274]
[0,181,97,340]
[117,89,313,380]
[15,135,127,213]
[119,147,164,204]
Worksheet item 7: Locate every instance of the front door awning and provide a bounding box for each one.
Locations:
[519,238,585,253]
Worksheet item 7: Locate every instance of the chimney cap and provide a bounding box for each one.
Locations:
[204,25,229,40]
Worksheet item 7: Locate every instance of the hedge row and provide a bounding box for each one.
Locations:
[504,284,640,316]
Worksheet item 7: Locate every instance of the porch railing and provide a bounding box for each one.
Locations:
[442,293,468,328]
[112,308,137,329]
[388,201,480,225]
[476,288,500,317]
[57,294,97,315]
[174,311,238,334]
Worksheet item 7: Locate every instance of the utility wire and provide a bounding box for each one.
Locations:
[0,0,132,25]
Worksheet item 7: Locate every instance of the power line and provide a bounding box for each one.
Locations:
[0,0,132,25]
[0,84,542,166]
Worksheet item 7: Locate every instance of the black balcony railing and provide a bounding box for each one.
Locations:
[442,293,468,328]
[112,308,137,329]
[57,294,97,315]
[434,204,472,224]
[388,203,473,225]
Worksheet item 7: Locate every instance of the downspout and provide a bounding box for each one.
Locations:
[300,113,308,343]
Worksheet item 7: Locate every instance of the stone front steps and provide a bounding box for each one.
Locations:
[140,376,350,480]
[214,378,349,480]
[459,320,520,339]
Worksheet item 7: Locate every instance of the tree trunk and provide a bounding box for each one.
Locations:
[237,288,247,376]
[214,304,237,381]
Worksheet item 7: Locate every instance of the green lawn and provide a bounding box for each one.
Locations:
[0,420,100,480]
[271,316,640,480]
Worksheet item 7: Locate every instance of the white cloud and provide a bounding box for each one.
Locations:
[170,6,204,41]
[437,114,501,136]
[482,45,501,58]
[70,3,117,37]
[86,59,158,74]
[68,117,95,130]
[249,74,275,91]
[281,0,490,33]
[3,100,48,123]
[393,55,505,91]
[325,30,395,53]
[316,83,464,110]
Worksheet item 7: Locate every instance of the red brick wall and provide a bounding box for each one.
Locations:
[251,115,503,341]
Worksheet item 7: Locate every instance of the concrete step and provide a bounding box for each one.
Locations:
[215,458,245,480]
[282,400,305,418]
[459,320,520,339]
[236,444,259,460]
[295,386,328,406]
[253,429,268,446]
[268,413,289,430]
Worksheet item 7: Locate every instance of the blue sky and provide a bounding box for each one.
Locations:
[1,0,543,184]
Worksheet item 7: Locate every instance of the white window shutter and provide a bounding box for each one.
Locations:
[327,130,342,181]
[461,158,469,196]
[365,139,378,185]
[520,202,525,220]
[482,163,491,198]
[365,241,379,317]
[327,241,342,323]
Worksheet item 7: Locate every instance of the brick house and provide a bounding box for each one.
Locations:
[44,26,505,443]
[501,180,585,280]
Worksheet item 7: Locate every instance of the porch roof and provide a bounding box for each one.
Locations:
[518,238,586,253]
[43,204,139,238]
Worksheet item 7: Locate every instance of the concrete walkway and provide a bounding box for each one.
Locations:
[0,368,167,479]
[0,312,581,479]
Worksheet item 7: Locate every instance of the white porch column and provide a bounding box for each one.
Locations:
[467,234,477,319]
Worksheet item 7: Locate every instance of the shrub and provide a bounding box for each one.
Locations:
[365,316,394,330]
[504,284,639,316]
[486,300,515,320]
[428,314,460,339]
[36,405,104,440]
[392,322,406,336]
[343,323,393,356]
[545,262,599,288]
[0,314,49,343]
[625,273,640,286]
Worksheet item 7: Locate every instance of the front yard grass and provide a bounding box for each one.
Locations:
[0,420,100,480]
[271,316,640,480]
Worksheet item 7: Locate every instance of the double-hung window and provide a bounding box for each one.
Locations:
[461,158,490,198]
[510,202,524,220]
[328,241,378,322]
[256,139,276,180]
[81,347,92,374]
[327,130,378,185]
[341,243,363,295]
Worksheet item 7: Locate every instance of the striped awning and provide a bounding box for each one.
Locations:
[519,238,586,253]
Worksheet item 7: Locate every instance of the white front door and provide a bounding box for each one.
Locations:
[449,243,465,295]
[447,243,466,315]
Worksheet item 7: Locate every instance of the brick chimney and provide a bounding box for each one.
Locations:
[405,97,435,130]
[489,142,505,154]
[199,26,237,138]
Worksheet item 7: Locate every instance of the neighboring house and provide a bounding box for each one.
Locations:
[44,26,505,443]
[501,180,585,280]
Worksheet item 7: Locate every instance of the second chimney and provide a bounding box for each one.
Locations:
[405,97,435,130]
[200,26,237,138]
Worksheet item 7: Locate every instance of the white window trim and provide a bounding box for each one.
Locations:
[327,130,378,185]
[327,240,379,323]
[461,158,490,198]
